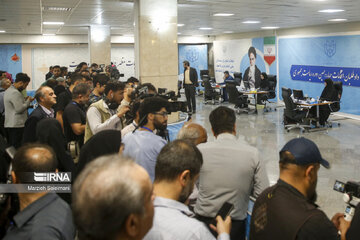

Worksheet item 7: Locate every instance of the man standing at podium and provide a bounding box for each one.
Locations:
[182,60,198,114]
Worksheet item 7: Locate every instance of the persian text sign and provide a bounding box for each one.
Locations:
[290,65,360,87]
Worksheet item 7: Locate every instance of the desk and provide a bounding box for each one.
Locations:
[296,101,333,127]
[239,90,269,113]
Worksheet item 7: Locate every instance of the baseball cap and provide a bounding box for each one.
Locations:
[280,137,330,169]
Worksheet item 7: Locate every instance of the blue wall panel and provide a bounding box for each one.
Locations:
[279,36,360,115]
[0,45,22,79]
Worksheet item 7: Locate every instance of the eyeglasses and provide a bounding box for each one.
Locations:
[153,112,168,117]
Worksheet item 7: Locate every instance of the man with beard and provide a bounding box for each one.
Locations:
[63,83,90,148]
[144,140,231,240]
[4,73,34,148]
[250,137,344,240]
[84,81,129,143]
[123,96,169,182]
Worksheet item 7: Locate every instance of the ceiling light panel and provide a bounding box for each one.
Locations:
[43,7,72,12]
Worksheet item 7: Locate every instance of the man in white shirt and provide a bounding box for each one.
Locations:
[195,106,269,240]
[144,139,231,240]
[182,60,198,113]
[84,81,129,143]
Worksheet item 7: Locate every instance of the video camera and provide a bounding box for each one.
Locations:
[126,85,187,124]
[157,88,188,113]
[334,180,360,221]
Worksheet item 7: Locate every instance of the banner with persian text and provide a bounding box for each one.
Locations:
[279,35,360,115]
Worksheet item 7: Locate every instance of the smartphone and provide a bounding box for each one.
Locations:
[211,202,234,225]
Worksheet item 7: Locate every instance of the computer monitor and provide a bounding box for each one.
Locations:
[293,89,304,100]
[200,70,209,78]
[202,75,210,81]
[233,72,242,80]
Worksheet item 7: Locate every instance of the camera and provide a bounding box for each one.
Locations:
[125,86,187,125]
[334,180,360,221]
[157,89,188,113]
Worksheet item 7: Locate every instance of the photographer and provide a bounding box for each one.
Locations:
[84,81,129,143]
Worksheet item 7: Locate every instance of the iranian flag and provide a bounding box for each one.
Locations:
[264,37,276,66]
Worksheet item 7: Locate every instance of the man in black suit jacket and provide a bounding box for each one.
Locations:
[22,86,56,144]
[182,60,198,113]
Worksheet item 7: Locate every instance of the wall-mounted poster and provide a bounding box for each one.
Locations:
[0,45,22,78]
[178,44,208,79]
[214,37,277,85]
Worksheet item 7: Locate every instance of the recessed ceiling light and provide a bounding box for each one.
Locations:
[213,13,234,17]
[0,30,5,33]
[42,33,55,36]
[328,18,348,22]
[242,20,261,24]
[177,24,185,27]
[318,9,345,13]
[43,7,72,11]
[199,27,213,30]
[177,32,181,35]
[261,26,280,29]
[223,31,234,33]
[43,21,64,25]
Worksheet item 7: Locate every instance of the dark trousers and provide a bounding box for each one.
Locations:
[196,214,246,240]
[6,128,24,149]
[184,84,196,112]
[222,88,228,102]
[309,105,331,125]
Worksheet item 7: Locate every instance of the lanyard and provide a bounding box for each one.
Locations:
[140,126,153,133]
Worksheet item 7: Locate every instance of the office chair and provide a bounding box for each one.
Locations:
[233,72,242,86]
[326,81,343,127]
[203,79,221,105]
[264,75,277,112]
[226,83,249,113]
[282,87,311,133]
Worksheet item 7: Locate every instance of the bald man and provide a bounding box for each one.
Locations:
[73,154,154,240]
[23,86,56,144]
[4,143,74,240]
[177,122,207,145]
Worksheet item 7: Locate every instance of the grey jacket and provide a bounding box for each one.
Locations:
[4,85,31,128]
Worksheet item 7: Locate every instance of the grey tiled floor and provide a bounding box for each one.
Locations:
[189,96,360,218]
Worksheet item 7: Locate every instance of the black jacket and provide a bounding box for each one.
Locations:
[22,106,52,144]
[250,179,339,240]
[183,67,198,87]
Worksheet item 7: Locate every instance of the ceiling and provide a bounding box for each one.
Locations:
[0,0,358,36]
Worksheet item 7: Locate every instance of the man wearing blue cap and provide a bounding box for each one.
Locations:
[250,137,346,240]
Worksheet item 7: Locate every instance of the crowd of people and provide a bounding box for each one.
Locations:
[0,63,359,240]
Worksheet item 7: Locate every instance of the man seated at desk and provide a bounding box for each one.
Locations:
[220,71,234,102]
